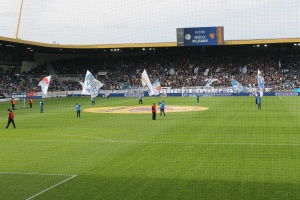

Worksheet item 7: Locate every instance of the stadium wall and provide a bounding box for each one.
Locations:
[9,90,298,100]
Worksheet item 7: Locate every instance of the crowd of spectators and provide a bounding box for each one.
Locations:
[1,45,300,94]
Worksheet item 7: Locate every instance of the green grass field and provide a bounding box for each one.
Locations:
[1,96,300,200]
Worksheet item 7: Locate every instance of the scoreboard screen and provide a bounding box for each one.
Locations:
[177,27,224,46]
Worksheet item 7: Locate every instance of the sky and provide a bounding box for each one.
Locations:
[0,0,299,45]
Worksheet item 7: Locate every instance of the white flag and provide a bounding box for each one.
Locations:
[141,69,155,96]
[83,70,103,98]
[279,60,281,69]
[152,78,161,96]
[204,78,218,89]
[204,68,209,76]
[258,70,265,96]
[79,81,89,95]
[38,75,51,95]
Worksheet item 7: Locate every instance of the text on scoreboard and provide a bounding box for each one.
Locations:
[177,27,224,46]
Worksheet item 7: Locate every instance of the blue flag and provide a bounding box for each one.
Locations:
[231,79,247,93]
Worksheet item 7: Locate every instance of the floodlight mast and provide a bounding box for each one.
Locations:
[16,0,24,39]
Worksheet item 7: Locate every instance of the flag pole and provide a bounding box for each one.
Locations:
[16,0,24,39]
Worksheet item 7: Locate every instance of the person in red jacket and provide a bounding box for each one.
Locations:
[6,108,16,128]
[11,98,16,110]
[29,98,33,108]
[152,103,156,120]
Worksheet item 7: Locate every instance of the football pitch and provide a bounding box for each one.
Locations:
[1,96,300,200]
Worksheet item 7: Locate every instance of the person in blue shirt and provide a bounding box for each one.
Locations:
[40,99,44,113]
[196,93,200,104]
[75,103,81,117]
[158,101,166,116]
[255,92,259,105]
[91,97,95,105]
[257,97,261,110]
[139,95,143,104]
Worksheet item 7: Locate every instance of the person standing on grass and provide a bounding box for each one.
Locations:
[196,93,200,104]
[11,98,16,110]
[75,103,81,118]
[158,101,166,116]
[6,108,16,128]
[255,91,259,105]
[257,96,262,110]
[152,103,156,120]
[29,98,33,108]
[139,94,143,104]
[91,97,95,105]
[40,99,44,113]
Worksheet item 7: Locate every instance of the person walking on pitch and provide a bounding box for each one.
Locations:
[6,108,16,128]
[11,98,16,110]
[158,101,166,116]
[40,99,44,113]
[152,103,156,120]
[75,103,81,117]
[139,95,143,104]
[29,98,33,108]
[257,97,262,110]
[196,93,200,104]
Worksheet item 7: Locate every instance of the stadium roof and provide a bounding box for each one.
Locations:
[1,35,300,54]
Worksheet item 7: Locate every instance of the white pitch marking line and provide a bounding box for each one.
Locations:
[0,172,75,176]
[0,172,77,200]
[50,134,115,142]
[12,139,300,147]
[104,139,115,142]
[26,175,77,200]
[76,135,115,142]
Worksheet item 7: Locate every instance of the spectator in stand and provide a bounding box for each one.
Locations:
[10,46,298,93]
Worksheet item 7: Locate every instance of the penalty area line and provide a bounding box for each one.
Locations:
[14,139,300,147]
[26,174,77,200]
[0,172,77,200]
[0,172,75,177]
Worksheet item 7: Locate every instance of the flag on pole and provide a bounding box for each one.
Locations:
[83,70,103,98]
[204,78,218,89]
[204,68,210,76]
[38,75,51,95]
[258,69,265,96]
[278,60,281,69]
[152,78,162,96]
[141,69,155,96]
[79,81,89,95]
[231,79,247,93]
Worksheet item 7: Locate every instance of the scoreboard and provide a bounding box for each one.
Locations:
[177,27,224,46]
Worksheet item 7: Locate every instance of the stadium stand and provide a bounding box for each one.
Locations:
[1,44,300,94]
